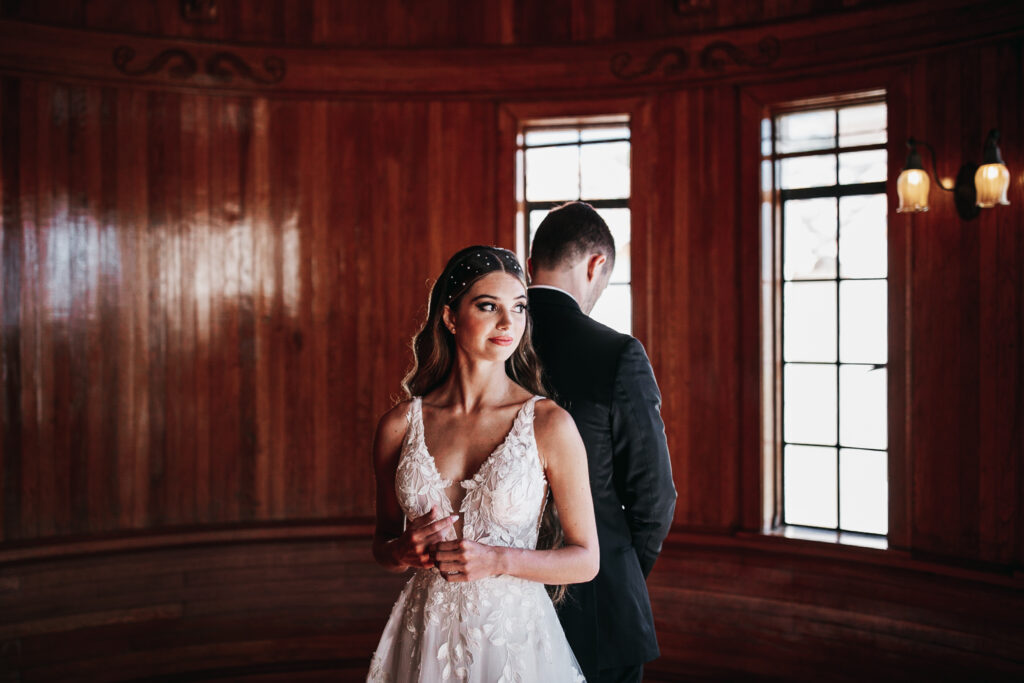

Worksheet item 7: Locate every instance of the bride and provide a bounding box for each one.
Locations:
[367,246,598,682]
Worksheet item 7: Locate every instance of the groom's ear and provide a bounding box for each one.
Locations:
[526,257,533,279]
[586,253,607,282]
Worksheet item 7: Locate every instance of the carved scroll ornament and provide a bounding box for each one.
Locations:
[699,36,781,72]
[610,35,780,81]
[610,47,689,81]
[112,46,286,85]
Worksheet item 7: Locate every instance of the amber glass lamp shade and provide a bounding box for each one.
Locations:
[975,163,1010,207]
[897,168,930,213]
[975,129,1010,208]
[896,141,929,213]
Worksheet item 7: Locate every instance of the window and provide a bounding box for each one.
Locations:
[518,120,632,333]
[763,96,889,540]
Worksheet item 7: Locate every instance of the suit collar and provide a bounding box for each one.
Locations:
[528,286,583,313]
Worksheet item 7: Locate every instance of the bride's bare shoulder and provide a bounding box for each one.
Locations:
[375,399,414,450]
[533,399,580,444]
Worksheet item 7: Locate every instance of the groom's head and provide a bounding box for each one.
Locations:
[529,202,616,315]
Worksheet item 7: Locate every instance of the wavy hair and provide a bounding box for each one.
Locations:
[402,245,546,399]
[401,245,566,603]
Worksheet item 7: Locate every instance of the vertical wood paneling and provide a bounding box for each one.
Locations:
[643,87,742,532]
[974,40,1022,567]
[1,76,19,539]
[0,86,504,540]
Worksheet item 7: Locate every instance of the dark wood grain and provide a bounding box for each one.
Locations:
[0,0,902,48]
[1,2,1021,98]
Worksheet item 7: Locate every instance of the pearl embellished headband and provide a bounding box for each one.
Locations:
[443,247,524,304]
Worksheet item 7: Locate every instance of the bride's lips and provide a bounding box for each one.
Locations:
[489,336,514,346]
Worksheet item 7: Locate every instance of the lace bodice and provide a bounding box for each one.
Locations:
[395,395,548,550]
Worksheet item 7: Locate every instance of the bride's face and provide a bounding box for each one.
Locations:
[444,272,528,364]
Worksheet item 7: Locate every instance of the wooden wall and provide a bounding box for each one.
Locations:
[0,86,499,539]
[1,0,897,47]
[1,0,1022,680]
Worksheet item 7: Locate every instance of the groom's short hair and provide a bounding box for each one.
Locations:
[530,202,616,272]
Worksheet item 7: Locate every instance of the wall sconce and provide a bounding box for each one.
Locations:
[896,129,1010,221]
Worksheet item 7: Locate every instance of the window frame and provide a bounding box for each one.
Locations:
[498,99,647,339]
[769,95,889,539]
[739,70,910,549]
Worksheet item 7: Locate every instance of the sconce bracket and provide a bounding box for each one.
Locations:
[954,164,981,221]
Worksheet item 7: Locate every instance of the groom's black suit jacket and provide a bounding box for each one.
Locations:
[528,287,676,676]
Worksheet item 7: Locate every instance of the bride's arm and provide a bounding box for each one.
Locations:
[433,401,599,584]
[371,404,458,572]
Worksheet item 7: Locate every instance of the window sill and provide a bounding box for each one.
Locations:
[774,524,888,549]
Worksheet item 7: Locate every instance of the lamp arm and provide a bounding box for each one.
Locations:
[915,139,955,193]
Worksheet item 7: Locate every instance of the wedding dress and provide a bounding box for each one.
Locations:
[367,395,586,682]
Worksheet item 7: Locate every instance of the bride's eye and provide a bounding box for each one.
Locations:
[513,303,527,313]
[476,302,496,312]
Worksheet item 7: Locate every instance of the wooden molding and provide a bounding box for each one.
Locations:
[0,1,1020,97]
[0,520,374,565]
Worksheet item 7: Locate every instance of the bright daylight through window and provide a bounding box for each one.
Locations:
[765,98,889,540]
[519,120,631,334]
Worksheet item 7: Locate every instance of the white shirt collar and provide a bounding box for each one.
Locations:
[528,284,579,305]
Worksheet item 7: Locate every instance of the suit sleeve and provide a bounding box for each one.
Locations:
[611,337,677,578]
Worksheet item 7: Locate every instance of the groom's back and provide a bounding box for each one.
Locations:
[528,286,668,679]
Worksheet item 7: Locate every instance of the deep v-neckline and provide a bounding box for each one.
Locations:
[416,396,535,490]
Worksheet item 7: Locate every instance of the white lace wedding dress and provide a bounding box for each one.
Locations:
[367,396,586,682]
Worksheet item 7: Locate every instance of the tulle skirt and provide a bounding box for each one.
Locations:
[368,569,585,682]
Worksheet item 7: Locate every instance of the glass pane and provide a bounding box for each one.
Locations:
[839,103,887,147]
[525,145,579,202]
[783,198,837,280]
[839,280,887,364]
[839,195,887,278]
[839,150,887,184]
[524,128,578,146]
[761,117,772,157]
[580,126,629,142]
[784,445,838,528]
[598,208,631,284]
[784,363,837,445]
[779,154,836,190]
[840,448,888,534]
[784,282,837,362]
[580,141,630,200]
[591,283,631,334]
[776,110,836,154]
[839,365,887,450]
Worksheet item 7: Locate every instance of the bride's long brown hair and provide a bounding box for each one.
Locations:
[402,245,567,603]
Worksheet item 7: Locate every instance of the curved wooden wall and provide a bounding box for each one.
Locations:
[1,0,1022,680]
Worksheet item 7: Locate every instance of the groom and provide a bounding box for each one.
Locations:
[527,202,676,683]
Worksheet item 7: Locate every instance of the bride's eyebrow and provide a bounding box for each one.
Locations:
[469,294,528,302]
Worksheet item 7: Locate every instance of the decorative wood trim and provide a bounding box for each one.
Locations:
[0,1,1019,97]
[662,531,1023,588]
[112,46,198,79]
[0,519,374,565]
[112,46,285,84]
[206,52,286,84]
[699,36,781,72]
[610,47,689,81]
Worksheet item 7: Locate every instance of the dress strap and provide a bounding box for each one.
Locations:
[405,397,424,443]
[516,395,545,437]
